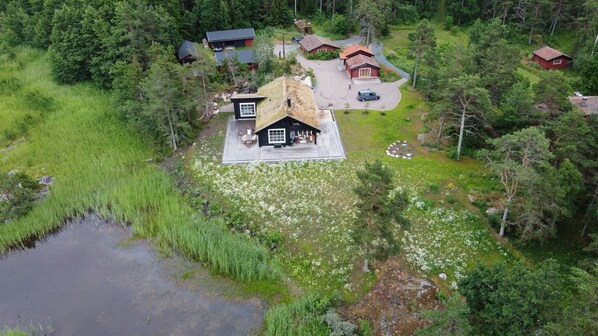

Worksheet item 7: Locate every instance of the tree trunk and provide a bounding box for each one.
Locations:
[550,0,563,35]
[500,199,511,236]
[332,0,335,20]
[320,0,322,13]
[456,106,466,161]
[581,186,598,236]
[502,2,510,24]
[412,53,420,88]
[166,110,177,150]
[294,0,297,16]
[366,23,371,46]
[229,64,236,85]
[363,258,370,272]
[528,0,541,44]
[436,117,445,145]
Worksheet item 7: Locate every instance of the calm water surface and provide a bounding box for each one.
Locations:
[0,216,264,335]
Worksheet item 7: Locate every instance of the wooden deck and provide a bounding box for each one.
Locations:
[222,115,346,164]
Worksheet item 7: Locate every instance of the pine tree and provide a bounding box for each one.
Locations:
[353,160,409,272]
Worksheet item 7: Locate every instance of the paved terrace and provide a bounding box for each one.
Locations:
[221,112,346,164]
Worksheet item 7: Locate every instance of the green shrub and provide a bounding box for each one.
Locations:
[324,15,353,36]
[322,309,356,336]
[359,319,373,336]
[472,199,488,212]
[446,195,458,204]
[428,182,439,193]
[444,16,454,30]
[306,50,339,61]
[23,89,55,112]
[260,229,284,250]
[0,77,22,95]
[0,171,40,223]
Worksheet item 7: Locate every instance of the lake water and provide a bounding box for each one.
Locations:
[0,216,264,335]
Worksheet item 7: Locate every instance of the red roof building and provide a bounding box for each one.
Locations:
[532,46,572,69]
[299,35,340,54]
[345,54,380,79]
[339,45,374,60]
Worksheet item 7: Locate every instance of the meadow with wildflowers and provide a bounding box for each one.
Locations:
[187,87,510,296]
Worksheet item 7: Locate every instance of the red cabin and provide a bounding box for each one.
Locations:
[345,54,380,79]
[532,46,572,70]
[298,35,340,54]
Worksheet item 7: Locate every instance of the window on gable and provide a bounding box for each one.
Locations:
[268,128,285,144]
[239,103,256,117]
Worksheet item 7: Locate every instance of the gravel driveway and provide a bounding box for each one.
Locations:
[297,55,407,111]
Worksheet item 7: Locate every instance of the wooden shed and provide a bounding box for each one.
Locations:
[298,35,340,54]
[294,20,313,35]
[532,46,572,69]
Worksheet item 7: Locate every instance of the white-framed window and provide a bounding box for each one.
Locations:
[239,102,256,117]
[359,68,372,77]
[553,59,562,65]
[268,128,286,144]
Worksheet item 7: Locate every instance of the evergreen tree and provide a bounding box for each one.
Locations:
[408,19,436,89]
[459,260,562,336]
[353,160,409,272]
[48,4,90,83]
[436,74,492,160]
[141,54,201,151]
[480,127,554,237]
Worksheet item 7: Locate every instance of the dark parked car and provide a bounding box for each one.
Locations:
[357,90,380,101]
[292,36,304,42]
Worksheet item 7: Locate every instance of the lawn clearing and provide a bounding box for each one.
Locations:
[187,85,510,299]
[381,24,469,74]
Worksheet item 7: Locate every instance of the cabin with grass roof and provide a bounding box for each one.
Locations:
[231,77,320,147]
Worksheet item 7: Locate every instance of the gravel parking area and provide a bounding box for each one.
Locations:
[297,56,407,111]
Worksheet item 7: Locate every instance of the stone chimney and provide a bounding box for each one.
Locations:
[581,98,588,107]
[287,97,292,107]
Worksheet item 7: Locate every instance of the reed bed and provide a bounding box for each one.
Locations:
[0,48,275,282]
[264,295,330,336]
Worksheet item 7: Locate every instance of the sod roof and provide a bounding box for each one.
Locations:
[255,77,320,132]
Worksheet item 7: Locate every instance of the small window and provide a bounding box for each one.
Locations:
[268,128,286,144]
[239,103,256,117]
[553,59,562,65]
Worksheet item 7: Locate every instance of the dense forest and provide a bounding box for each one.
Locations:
[1,0,598,335]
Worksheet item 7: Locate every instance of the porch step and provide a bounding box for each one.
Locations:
[352,78,381,86]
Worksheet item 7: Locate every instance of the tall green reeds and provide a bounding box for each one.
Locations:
[264,295,330,336]
[0,48,276,282]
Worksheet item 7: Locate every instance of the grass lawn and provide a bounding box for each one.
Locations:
[187,84,512,299]
[381,24,469,76]
[516,66,541,84]
[0,48,278,288]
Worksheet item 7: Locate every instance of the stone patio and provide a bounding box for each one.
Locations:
[221,111,346,164]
